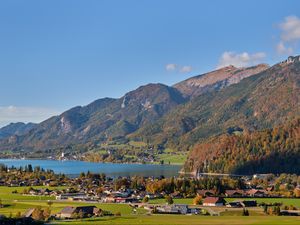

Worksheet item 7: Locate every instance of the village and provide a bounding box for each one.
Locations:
[0,164,299,223]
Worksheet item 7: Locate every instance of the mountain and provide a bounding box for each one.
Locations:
[174,64,269,98]
[132,56,300,151]
[0,122,36,139]
[0,56,299,161]
[0,84,186,151]
[184,118,300,175]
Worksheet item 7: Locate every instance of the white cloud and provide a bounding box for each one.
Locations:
[165,63,193,73]
[0,106,60,127]
[165,63,177,71]
[276,15,300,55]
[279,15,300,42]
[217,51,266,68]
[180,65,193,73]
[276,41,293,55]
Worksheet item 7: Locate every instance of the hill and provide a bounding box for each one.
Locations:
[0,122,36,139]
[184,118,300,175]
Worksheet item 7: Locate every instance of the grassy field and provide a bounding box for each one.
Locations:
[0,186,56,201]
[155,153,187,165]
[52,215,300,225]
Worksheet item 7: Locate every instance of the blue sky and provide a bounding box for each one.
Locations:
[0,0,300,127]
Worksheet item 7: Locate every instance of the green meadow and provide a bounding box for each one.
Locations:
[52,215,300,225]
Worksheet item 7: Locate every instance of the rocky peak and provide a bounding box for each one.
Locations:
[174,63,269,98]
[280,55,300,65]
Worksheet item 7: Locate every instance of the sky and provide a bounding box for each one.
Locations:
[0,0,300,127]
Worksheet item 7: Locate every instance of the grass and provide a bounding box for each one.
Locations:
[128,141,147,147]
[51,215,300,225]
[156,153,187,165]
[0,200,142,217]
[0,186,56,201]
[148,198,193,204]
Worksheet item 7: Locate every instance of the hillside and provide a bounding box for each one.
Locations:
[132,56,300,151]
[0,122,36,139]
[0,84,186,151]
[184,118,300,175]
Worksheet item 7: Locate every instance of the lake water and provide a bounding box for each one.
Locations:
[0,159,181,178]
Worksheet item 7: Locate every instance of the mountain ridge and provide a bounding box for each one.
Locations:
[0,122,37,139]
[0,56,299,162]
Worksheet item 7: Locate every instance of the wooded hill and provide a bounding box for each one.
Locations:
[184,118,300,175]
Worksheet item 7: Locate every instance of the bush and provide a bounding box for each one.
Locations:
[165,195,173,205]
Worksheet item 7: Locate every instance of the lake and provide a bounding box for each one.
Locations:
[0,159,181,178]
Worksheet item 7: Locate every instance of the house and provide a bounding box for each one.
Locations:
[246,189,268,197]
[56,193,87,201]
[226,200,257,208]
[202,197,226,206]
[241,200,257,207]
[225,190,244,197]
[226,201,243,208]
[23,208,36,218]
[114,197,138,203]
[197,190,215,197]
[93,207,103,216]
[155,204,199,215]
[57,206,97,219]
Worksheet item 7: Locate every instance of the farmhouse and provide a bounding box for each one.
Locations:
[56,193,88,201]
[155,204,200,215]
[225,190,244,197]
[197,190,215,197]
[57,206,98,219]
[23,208,36,218]
[246,189,268,197]
[202,197,226,206]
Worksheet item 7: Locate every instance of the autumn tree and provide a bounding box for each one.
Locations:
[193,195,202,205]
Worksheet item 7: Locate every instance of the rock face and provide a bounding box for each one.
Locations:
[174,64,269,98]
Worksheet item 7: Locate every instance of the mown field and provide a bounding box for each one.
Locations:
[52,215,300,225]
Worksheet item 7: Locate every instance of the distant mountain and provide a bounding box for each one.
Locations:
[0,122,36,139]
[174,64,269,98]
[132,56,300,151]
[0,83,186,151]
